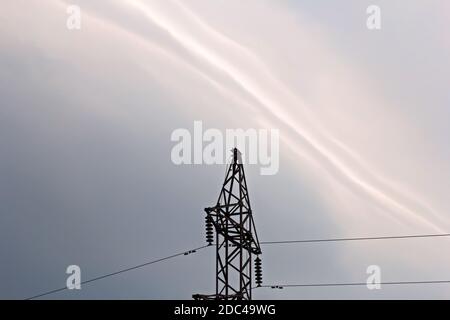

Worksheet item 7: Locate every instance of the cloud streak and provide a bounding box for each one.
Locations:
[121,0,446,232]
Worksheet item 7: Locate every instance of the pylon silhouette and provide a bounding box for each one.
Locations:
[193,148,262,300]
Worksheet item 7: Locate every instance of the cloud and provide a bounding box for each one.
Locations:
[116,0,448,233]
[1,0,449,298]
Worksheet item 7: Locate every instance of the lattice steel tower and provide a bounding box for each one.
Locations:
[193,148,262,300]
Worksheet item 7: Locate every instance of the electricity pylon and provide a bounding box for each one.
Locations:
[193,148,262,300]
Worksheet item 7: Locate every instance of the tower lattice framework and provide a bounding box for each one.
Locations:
[194,148,262,300]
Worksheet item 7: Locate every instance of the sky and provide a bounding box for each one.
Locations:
[0,0,449,299]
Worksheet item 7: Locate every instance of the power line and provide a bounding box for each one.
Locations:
[255,233,450,291]
[24,232,450,299]
[256,279,450,289]
[25,244,211,300]
[260,233,450,245]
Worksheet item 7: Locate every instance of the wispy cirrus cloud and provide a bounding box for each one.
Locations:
[1,0,449,299]
[112,0,448,233]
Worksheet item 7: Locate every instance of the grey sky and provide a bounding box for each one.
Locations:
[1,0,449,299]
